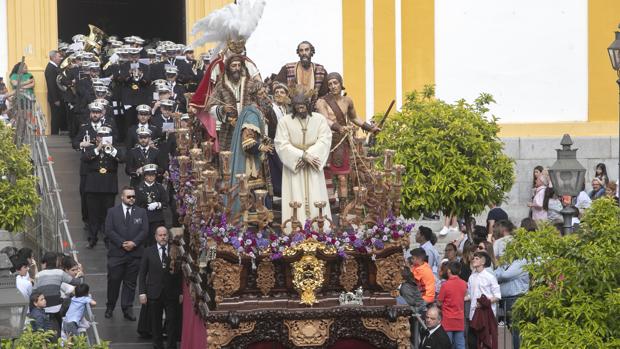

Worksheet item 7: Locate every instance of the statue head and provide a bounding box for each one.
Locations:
[225,54,246,83]
[272,82,290,106]
[296,41,315,68]
[325,72,345,96]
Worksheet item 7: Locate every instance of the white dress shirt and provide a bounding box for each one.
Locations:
[467,268,502,320]
[16,274,32,300]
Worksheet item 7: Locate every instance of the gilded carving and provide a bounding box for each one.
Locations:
[362,316,411,349]
[210,258,241,303]
[292,255,326,305]
[256,258,276,296]
[374,253,404,295]
[283,238,337,257]
[339,257,359,291]
[284,319,334,347]
[206,321,256,349]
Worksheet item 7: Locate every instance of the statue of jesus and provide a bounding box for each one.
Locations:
[274,89,332,233]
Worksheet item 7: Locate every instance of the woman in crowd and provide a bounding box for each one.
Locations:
[9,62,35,96]
[605,181,619,205]
[531,166,543,194]
[458,244,476,282]
[589,178,606,200]
[595,163,609,186]
[444,242,459,263]
[476,241,497,269]
[528,175,548,221]
[519,217,538,232]
[543,187,563,225]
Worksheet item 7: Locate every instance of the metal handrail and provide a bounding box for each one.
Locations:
[10,80,101,345]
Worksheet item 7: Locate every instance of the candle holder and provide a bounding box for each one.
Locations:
[178,155,191,181]
[177,128,190,154]
[383,149,395,172]
[190,147,203,162]
[201,141,214,163]
[282,201,302,233]
[311,201,333,233]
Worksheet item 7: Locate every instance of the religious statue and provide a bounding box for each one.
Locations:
[274,88,332,233]
[275,41,327,108]
[189,0,265,151]
[206,55,255,152]
[315,73,380,210]
[229,81,274,216]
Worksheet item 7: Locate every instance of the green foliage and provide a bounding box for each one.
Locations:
[2,326,110,348]
[373,86,514,219]
[0,122,40,232]
[502,198,620,349]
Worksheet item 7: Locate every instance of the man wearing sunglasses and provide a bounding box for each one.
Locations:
[103,186,149,321]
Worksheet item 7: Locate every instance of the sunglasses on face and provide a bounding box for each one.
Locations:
[126,195,135,199]
[477,245,485,250]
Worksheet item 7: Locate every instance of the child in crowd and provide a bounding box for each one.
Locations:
[29,291,50,331]
[63,283,96,337]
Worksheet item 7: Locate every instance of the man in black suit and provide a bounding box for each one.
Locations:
[104,186,149,320]
[420,306,452,349]
[138,226,182,349]
[135,164,169,246]
[45,50,65,134]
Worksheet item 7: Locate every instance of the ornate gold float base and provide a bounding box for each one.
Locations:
[206,321,256,349]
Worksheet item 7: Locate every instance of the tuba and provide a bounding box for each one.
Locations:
[57,24,107,92]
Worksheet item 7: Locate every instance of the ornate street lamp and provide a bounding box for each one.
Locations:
[0,253,28,341]
[548,134,586,236]
[607,23,620,183]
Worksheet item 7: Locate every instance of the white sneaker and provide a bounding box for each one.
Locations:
[439,226,450,236]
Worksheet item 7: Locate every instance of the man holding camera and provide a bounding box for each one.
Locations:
[81,125,123,249]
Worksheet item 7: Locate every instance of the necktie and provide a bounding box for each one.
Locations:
[161,246,167,268]
[125,207,131,225]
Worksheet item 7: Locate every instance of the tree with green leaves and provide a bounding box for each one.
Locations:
[503,198,620,348]
[2,326,110,348]
[0,121,40,232]
[373,86,514,227]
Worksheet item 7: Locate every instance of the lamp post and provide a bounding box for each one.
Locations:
[607,23,620,182]
[548,134,586,236]
[0,253,28,342]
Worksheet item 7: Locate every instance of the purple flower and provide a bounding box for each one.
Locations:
[373,240,385,249]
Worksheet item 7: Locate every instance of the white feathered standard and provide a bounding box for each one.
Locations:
[191,0,266,52]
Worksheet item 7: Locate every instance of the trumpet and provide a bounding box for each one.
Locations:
[131,68,143,81]
[104,144,114,154]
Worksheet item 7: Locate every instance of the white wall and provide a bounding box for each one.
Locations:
[435,0,588,123]
[0,0,8,80]
[245,0,343,79]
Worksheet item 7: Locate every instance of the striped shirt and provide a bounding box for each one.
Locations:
[33,269,81,313]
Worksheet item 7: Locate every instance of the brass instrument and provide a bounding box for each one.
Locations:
[104,144,114,154]
[57,24,107,92]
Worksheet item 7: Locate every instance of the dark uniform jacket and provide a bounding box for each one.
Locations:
[420,325,452,349]
[138,244,182,300]
[149,58,191,84]
[126,123,162,151]
[73,121,117,176]
[81,145,124,194]
[125,146,165,181]
[75,77,97,119]
[135,181,169,223]
[104,204,148,258]
[119,61,151,107]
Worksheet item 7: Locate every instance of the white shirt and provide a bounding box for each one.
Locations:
[467,268,502,320]
[493,235,513,259]
[49,60,58,68]
[122,203,133,219]
[16,274,32,300]
[157,244,168,262]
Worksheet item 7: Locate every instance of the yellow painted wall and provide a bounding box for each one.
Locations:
[373,0,396,117]
[402,0,434,96]
[342,0,366,122]
[186,0,232,56]
[7,0,58,131]
[588,0,620,123]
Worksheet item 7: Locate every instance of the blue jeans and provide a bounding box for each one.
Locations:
[445,330,465,349]
[502,296,522,349]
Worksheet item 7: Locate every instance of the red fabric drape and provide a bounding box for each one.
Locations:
[180,282,207,349]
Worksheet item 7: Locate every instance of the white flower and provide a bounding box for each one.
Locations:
[245,239,252,246]
[383,227,390,233]
[398,230,404,236]
[382,235,388,241]
[335,241,341,247]
[344,237,350,243]
[271,242,277,247]
[248,252,256,258]
[282,236,289,242]
[371,237,377,243]
[223,237,229,243]
[257,233,263,238]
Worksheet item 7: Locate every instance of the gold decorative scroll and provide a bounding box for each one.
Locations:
[339,257,359,291]
[291,254,326,305]
[256,259,276,296]
[283,238,337,257]
[210,258,241,303]
[362,316,411,349]
[374,253,404,296]
[206,321,256,349]
[284,319,333,347]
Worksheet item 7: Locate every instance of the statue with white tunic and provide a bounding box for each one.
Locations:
[274,89,332,233]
